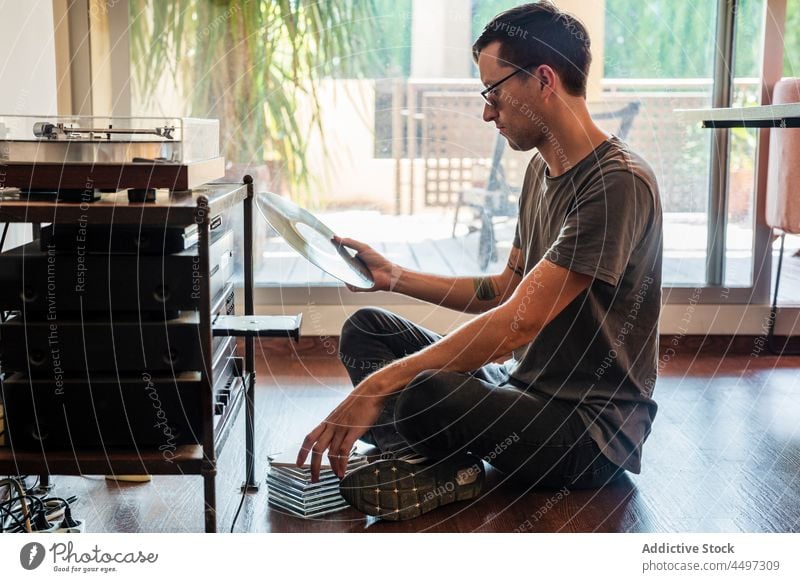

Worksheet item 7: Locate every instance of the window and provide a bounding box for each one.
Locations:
[604,0,716,286]
[127,0,777,299]
[784,0,800,77]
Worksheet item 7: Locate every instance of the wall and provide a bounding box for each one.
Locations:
[554,0,605,101]
[301,80,396,211]
[0,0,59,249]
[0,0,58,114]
[411,0,473,78]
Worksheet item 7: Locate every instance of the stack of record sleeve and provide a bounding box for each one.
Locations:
[266,449,369,518]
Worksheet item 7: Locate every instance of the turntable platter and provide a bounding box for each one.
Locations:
[259,192,374,289]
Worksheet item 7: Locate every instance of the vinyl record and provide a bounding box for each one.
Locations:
[259,192,374,289]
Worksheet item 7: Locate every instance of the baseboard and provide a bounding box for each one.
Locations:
[257,334,800,359]
[659,334,800,356]
[249,297,800,338]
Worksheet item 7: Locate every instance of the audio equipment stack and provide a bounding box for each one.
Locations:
[0,115,302,532]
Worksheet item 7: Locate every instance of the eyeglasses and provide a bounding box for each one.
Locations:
[480,62,539,106]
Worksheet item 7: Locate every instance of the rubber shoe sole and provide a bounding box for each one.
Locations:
[339,456,484,521]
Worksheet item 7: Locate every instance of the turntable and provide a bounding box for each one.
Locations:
[0,114,224,201]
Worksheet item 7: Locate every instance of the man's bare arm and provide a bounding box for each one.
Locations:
[391,245,526,313]
[334,237,525,313]
[336,237,526,313]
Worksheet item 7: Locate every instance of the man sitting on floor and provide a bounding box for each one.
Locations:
[296,1,663,521]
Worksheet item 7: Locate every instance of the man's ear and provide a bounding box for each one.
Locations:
[536,65,557,95]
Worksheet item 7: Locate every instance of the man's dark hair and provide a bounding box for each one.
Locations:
[472,1,592,98]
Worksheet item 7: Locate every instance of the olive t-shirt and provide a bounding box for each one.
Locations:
[508,135,662,474]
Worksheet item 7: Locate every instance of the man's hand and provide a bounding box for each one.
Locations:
[296,389,386,482]
[333,236,400,292]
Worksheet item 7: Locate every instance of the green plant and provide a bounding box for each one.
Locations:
[128,0,379,202]
[729,85,760,172]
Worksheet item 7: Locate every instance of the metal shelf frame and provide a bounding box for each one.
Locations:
[0,176,258,533]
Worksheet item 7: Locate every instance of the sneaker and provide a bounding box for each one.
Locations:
[339,454,484,521]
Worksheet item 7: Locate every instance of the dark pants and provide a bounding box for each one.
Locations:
[339,307,625,490]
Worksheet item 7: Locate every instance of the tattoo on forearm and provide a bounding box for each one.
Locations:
[473,277,498,301]
[507,258,525,278]
[507,248,525,278]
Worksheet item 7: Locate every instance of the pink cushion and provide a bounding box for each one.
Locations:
[766,78,800,233]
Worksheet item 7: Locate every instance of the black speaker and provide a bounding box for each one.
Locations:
[0,337,240,450]
[0,285,236,374]
[0,229,234,313]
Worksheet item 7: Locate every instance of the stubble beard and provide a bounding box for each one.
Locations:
[503,124,545,153]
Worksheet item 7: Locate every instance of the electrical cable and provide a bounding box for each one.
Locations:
[0,490,38,532]
[0,479,30,532]
[5,478,31,532]
[0,222,8,322]
[0,222,8,252]
[229,466,250,533]
[1,497,55,532]
[0,503,27,532]
[0,478,78,532]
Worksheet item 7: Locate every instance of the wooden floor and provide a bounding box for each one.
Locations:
[12,338,799,533]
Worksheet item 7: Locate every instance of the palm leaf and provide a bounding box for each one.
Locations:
[129,0,379,204]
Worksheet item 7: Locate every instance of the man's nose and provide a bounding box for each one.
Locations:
[482,101,497,123]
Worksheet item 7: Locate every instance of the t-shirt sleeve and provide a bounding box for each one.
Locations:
[544,171,653,287]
